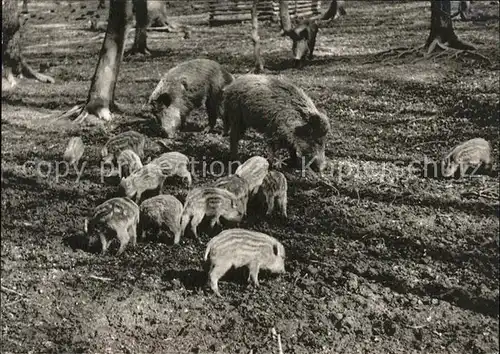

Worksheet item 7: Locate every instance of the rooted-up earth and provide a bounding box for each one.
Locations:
[1,1,499,353]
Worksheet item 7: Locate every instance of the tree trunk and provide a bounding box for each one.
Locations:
[98,0,106,9]
[425,0,476,52]
[251,0,264,72]
[279,0,292,33]
[2,0,54,91]
[22,0,28,13]
[82,0,134,121]
[129,0,149,55]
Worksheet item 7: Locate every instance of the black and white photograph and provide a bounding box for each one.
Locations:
[1,0,499,353]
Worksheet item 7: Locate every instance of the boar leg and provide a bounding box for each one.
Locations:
[100,232,109,255]
[229,125,242,160]
[276,194,288,218]
[173,228,182,245]
[135,191,143,204]
[179,169,192,187]
[265,193,275,216]
[116,226,130,255]
[209,264,229,297]
[222,112,230,137]
[204,95,218,133]
[209,217,217,229]
[242,196,249,216]
[190,211,204,241]
[128,223,137,247]
[288,147,299,166]
[158,176,167,195]
[179,213,192,238]
[247,262,260,288]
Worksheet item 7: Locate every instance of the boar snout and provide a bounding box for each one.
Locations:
[441,160,458,178]
[157,107,181,138]
[269,257,286,273]
[311,150,327,173]
[293,59,304,69]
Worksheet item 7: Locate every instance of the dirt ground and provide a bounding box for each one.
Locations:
[1,1,499,353]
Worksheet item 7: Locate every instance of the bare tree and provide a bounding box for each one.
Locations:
[426,0,475,53]
[98,0,106,9]
[22,0,28,13]
[128,0,149,55]
[251,0,264,72]
[63,0,134,123]
[2,0,54,91]
[373,0,490,65]
[251,0,344,71]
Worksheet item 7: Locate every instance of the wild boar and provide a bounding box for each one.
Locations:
[257,170,288,217]
[180,187,245,241]
[63,137,85,166]
[281,0,346,68]
[89,18,107,32]
[119,164,166,204]
[212,174,250,216]
[223,74,331,172]
[147,0,169,27]
[139,194,183,244]
[101,130,146,164]
[148,59,234,138]
[234,156,269,197]
[204,228,286,296]
[85,197,139,255]
[150,151,192,186]
[117,149,143,178]
[442,138,492,177]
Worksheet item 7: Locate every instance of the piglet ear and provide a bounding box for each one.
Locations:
[273,244,279,256]
[84,218,88,233]
[181,79,188,91]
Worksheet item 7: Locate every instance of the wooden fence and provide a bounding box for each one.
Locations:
[199,0,322,26]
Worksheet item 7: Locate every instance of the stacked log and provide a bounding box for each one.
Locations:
[204,0,322,26]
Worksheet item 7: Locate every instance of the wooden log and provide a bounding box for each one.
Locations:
[208,0,321,26]
[211,4,273,12]
[209,15,274,26]
[210,13,274,22]
[212,10,275,17]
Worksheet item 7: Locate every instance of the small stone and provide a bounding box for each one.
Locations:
[346,273,359,291]
[307,265,319,275]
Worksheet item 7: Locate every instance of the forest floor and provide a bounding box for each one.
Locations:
[1,1,499,353]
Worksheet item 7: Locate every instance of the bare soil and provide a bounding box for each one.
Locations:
[1,1,499,353]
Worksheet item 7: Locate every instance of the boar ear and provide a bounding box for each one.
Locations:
[294,124,310,138]
[298,28,309,40]
[282,29,297,40]
[273,244,279,256]
[293,24,309,39]
[309,114,330,137]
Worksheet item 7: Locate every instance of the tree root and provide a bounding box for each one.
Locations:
[368,41,492,67]
[20,59,55,83]
[126,46,152,56]
[54,103,114,125]
[416,40,492,66]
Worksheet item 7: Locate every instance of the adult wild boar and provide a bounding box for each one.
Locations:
[149,59,234,138]
[223,74,331,172]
